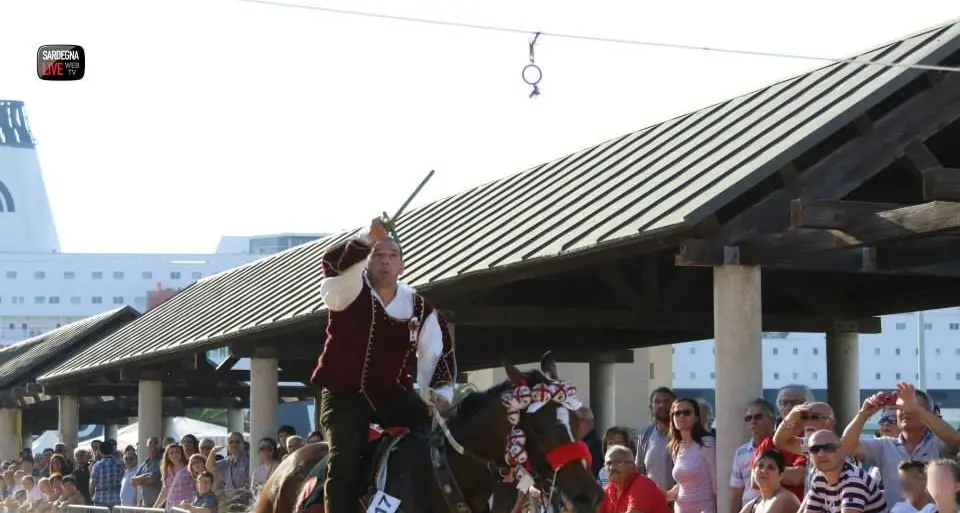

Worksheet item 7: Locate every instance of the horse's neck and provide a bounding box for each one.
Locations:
[447,413,504,512]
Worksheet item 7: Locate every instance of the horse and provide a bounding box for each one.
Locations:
[490,358,594,513]
[255,353,604,513]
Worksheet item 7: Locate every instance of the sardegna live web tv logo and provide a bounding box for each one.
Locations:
[37,45,85,81]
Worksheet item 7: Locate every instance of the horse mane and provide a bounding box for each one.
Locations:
[454,369,553,425]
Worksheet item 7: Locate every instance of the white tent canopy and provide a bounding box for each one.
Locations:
[33,418,249,454]
[32,425,100,454]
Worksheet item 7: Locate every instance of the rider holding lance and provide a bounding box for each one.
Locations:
[311,215,457,513]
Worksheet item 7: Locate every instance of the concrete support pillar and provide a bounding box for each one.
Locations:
[0,409,18,461]
[58,395,80,456]
[589,361,616,434]
[227,406,245,433]
[250,355,279,475]
[648,344,674,389]
[827,325,860,427]
[714,264,763,513]
[615,349,650,428]
[137,380,163,463]
[104,425,119,441]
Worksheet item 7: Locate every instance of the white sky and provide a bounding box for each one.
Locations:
[0,0,956,253]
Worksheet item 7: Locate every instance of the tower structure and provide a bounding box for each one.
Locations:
[0,100,61,253]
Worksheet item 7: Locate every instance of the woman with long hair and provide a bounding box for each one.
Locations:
[597,427,636,487]
[154,443,195,512]
[926,459,960,513]
[738,450,799,513]
[665,398,717,513]
[47,454,70,477]
[253,438,281,493]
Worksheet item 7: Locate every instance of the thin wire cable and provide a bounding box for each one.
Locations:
[237,0,960,73]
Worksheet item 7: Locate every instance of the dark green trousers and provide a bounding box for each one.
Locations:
[319,388,429,513]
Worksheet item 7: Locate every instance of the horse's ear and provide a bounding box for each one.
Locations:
[540,351,559,380]
[504,362,525,385]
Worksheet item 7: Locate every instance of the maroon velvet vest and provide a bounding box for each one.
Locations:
[311,282,433,407]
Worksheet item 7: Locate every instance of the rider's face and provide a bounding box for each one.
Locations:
[367,240,403,285]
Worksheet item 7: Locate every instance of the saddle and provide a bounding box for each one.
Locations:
[298,424,465,513]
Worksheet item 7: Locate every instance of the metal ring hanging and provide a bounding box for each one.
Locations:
[524,32,542,98]
[522,63,542,93]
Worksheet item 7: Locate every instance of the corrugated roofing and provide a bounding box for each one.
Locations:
[0,307,139,388]
[38,19,960,383]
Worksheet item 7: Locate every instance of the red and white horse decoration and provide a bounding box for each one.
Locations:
[499,379,590,493]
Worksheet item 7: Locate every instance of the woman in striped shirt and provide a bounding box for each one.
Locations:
[665,398,717,513]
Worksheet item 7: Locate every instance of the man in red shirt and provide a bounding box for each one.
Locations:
[598,445,670,513]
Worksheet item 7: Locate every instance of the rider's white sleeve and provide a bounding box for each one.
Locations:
[318,231,371,311]
[416,311,445,391]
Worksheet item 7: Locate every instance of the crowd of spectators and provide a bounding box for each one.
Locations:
[0,425,323,512]
[592,382,960,513]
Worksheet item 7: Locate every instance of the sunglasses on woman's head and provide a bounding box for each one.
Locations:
[672,409,694,417]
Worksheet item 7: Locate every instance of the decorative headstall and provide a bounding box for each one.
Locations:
[499,379,593,492]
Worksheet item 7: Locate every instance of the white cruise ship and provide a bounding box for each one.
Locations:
[0,99,327,345]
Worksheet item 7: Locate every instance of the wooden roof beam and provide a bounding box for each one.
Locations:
[595,264,644,311]
[678,236,960,275]
[791,200,960,237]
[745,201,960,260]
[790,199,906,229]
[216,355,239,372]
[451,305,880,333]
[712,71,960,245]
[680,201,960,266]
[923,168,960,201]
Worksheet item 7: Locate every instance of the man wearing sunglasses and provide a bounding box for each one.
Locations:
[840,382,960,510]
[206,432,251,511]
[731,398,776,513]
[804,430,885,513]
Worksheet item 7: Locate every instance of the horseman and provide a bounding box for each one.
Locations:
[310,215,457,513]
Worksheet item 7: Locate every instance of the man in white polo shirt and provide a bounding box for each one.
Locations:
[730,398,776,513]
[840,382,960,510]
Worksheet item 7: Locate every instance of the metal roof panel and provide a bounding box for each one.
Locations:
[38,19,960,383]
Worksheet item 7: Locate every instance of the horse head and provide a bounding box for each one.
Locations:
[497,352,603,513]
